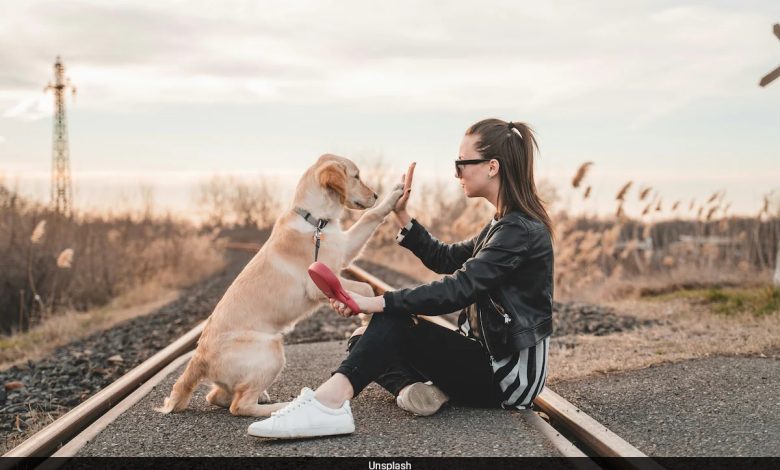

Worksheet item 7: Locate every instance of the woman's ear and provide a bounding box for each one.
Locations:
[316,161,347,203]
[490,159,500,177]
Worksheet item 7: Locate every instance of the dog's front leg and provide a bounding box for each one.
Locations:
[343,184,404,264]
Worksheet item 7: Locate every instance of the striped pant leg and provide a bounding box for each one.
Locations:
[497,336,550,409]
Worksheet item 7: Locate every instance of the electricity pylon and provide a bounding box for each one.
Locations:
[44,56,77,216]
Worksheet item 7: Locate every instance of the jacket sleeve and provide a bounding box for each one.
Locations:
[383,221,529,316]
[398,219,482,274]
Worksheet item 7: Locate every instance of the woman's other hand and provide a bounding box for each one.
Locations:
[393,162,415,226]
[328,291,385,317]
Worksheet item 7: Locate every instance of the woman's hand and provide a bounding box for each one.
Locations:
[328,291,385,317]
[393,162,416,226]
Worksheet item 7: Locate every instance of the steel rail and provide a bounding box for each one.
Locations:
[2,323,206,461]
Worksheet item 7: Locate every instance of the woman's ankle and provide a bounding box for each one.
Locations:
[314,373,355,409]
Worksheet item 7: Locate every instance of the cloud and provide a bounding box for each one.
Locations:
[0,135,5,143]
[0,0,776,123]
[3,95,52,120]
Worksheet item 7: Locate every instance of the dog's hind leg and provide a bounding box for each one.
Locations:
[230,385,288,417]
[155,355,207,413]
[229,342,285,416]
[206,385,232,408]
[258,390,271,404]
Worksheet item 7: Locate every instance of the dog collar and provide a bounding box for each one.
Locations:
[293,207,329,261]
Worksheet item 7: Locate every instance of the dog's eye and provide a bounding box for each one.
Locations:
[354,173,360,179]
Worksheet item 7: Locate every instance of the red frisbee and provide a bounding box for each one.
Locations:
[308,261,361,314]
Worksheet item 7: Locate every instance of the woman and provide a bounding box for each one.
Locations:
[248,118,554,439]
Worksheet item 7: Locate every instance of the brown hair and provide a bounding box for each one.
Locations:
[466,118,553,236]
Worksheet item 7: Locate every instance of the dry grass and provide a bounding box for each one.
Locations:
[1,183,227,334]
[0,284,180,369]
[0,187,228,384]
[547,292,780,385]
[571,162,593,189]
[569,265,770,303]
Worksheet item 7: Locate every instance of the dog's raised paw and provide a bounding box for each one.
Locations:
[375,185,405,214]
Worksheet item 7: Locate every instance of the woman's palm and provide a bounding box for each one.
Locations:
[394,162,416,213]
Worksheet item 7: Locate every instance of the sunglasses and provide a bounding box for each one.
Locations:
[454,158,490,178]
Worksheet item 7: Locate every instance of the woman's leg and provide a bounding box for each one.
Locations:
[329,310,418,398]
[345,325,427,397]
[322,312,500,409]
[402,319,500,408]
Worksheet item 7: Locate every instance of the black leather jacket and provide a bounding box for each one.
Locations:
[382,210,554,358]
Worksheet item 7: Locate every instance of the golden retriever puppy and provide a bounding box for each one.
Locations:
[156,154,403,416]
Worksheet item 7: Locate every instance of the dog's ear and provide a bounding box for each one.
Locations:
[316,161,347,203]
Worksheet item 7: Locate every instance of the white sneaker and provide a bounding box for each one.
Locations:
[247,387,355,439]
[396,381,449,417]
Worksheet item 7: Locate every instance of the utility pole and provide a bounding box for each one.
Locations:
[758,25,780,285]
[44,56,76,217]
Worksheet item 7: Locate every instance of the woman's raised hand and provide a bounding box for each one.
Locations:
[393,162,415,225]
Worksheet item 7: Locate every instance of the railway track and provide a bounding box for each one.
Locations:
[3,243,664,469]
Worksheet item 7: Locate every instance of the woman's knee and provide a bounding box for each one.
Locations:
[346,325,367,352]
[346,314,416,352]
[350,325,367,337]
[369,311,416,328]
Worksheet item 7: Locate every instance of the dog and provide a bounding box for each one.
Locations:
[156,154,404,417]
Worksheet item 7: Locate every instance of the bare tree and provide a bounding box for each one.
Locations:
[231,177,280,228]
[196,175,231,227]
[195,174,281,228]
[138,183,156,221]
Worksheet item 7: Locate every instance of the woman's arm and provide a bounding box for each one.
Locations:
[329,222,526,318]
[383,221,529,316]
[396,218,486,275]
[389,162,480,274]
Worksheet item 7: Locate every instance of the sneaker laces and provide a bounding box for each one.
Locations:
[271,392,312,417]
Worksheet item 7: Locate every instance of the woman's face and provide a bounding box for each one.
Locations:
[457,133,496,198]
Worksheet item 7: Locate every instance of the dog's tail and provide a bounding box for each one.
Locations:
[155,355,207,414]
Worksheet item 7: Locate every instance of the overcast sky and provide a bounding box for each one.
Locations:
[0,0,778,217]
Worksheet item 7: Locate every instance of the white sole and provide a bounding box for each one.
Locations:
[248,423,355,439]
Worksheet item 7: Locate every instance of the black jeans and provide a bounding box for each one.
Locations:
[332,312,502,408]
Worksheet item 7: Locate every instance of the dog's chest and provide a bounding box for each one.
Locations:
[309,228,347,265]
[298,232,346,302]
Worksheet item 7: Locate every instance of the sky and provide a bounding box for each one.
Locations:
[0,0,778,219]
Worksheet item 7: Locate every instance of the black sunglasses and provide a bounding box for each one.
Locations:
[454,158,490,178]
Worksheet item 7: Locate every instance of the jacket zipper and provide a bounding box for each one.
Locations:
[474,221,505,359]
[477,301,494,358]
[489,295,512,324]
